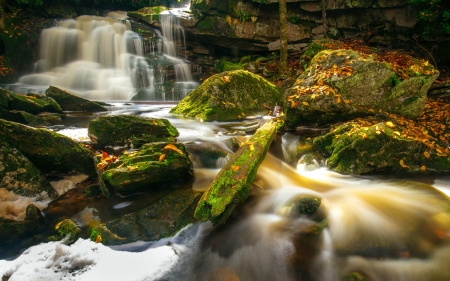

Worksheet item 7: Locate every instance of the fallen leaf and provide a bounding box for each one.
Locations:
[231,166,240,171]
[421,166,427,171]
[423,151,431,158]
[385,121,395,128]
[399,159,409,168]
[159,153,166,162]
[303,101,309,106]
[221,75,231,83]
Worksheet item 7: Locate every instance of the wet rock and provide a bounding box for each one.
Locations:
[0,88,62,114]
[312,116,450,174]
[100,142,194,196]
[48,219,80,244]
[89,189,202,245]
[285,49,439,128]
[127,6,167,26]
[0,204,46,248]
[88,115,179,149]
[0,107,51,127]
[170,70,284,121]
[0,141,58,199]
[45,86,108,112]
[0,119,96,176]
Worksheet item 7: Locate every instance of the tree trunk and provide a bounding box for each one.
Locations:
[194,117,285,225]
[279,0,288,73]
[322,0,327,38]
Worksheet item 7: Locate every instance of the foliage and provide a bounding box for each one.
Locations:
[289,15,300,24]
[409,0,450,38]
[236,10,251,21]
[12,0,181,8]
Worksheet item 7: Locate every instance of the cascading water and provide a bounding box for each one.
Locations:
[6,8,197,101]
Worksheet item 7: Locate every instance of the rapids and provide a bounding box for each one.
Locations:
[2,104,447,281]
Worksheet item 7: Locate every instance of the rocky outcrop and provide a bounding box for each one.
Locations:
[312,115,450,174]
[0,118,96,176]
[88,115,179,148]
[170,70,284,121]
[45,86,108,112]
[0,88,62,114]
[284,49,438,128]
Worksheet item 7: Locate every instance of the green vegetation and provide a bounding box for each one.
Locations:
[289,15,300,24]
[236,10,251,21]
[409,0,450,38]
[12,0,182,9]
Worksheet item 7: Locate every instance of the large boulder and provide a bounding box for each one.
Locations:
[0,141,58,199]
[88,115,179,148]
[312,115,450,174]
[45,86,108,112]
[0,107,51,127]
[89,188,202,245]
[99,142,194,196]
[284,49,439,128]
[0,88,62,114]
[170,70,284,121]
[0,119,96,176]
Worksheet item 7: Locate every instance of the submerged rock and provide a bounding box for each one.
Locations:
[285,49,439,128]
[313,115,450,174]
[45,86,107,112]
[170,70,284,121]
[89,188,202,245]
[100,142,194,196]
[0,118,96,176]
[0,88,63,114]
[0,141,58,199]
[88,115,179,148]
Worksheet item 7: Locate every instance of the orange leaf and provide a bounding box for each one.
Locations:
[159,153,166,162]
[399,159,409,168]
[423,151,431,158]
[100,150,109,158]
[231,166,240,171]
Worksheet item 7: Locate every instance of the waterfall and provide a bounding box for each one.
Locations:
[9,8,198,101]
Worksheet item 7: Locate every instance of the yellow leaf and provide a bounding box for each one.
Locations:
[221,75,231,83]
[421,166,427,171]
[159,153,166,162]
[95,235,102,243]
[127,166,138,171]
[376,131,381,135]
[344,99,351,104]
[394,131,401,136]
[302,101,309,106]
[117,162,125,168]
[231,166,240,171]
[423,151,431,158]
[399,159,409,168]
[249,143,254,151]
[164,144,184,155]
[385,121,395,128]
[55,221,62,230]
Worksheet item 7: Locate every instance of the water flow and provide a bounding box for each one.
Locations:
[13,14,157,100]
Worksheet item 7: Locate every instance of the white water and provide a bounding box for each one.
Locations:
[8,10,196,101]
[1,106,449,280]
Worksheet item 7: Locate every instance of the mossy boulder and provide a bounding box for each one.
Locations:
[48,219,80,244]
[285,49,439,129]
[0,88,62,114]
[312,115,450,174]
[127,6,167,25]
[0,107,51,127]
[170,70,284,121]
[45,86,107,112]
[0,204,46,249]
[0,119,96,176]
[89,188,202,245]
[100,142,194,196]
[88,115,179,148]
[0,141,58,199]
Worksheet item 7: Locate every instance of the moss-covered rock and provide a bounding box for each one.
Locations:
[285,49,439,129]
[341,272,369,281]
[312,115,450,174]
[0,88,62,114]
[45,86,107,112]
[100,142,194,196]
[0,107,53,127]
[88,115,179,148]
[49,219,80,244]
[0,119,96,176]
[170,70,284,121]
[89,188,202,245]
[0,141,58,199]
[127,6,167,25]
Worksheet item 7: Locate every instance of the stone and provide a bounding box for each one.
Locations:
[88,115,179,148]
[170,70,284,121]
[89,189,202,245]
[284,49,439,128]
[0,141,58,199]
[45,86,108,112]
[100,142,194,196]
[48,219,80,244]
[0,118,96,176]
[1,88,62,114]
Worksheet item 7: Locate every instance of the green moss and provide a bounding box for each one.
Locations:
[196,16,216,33]
[50,219,80,244]
[45,86,107,112]
[170,70,284,121]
